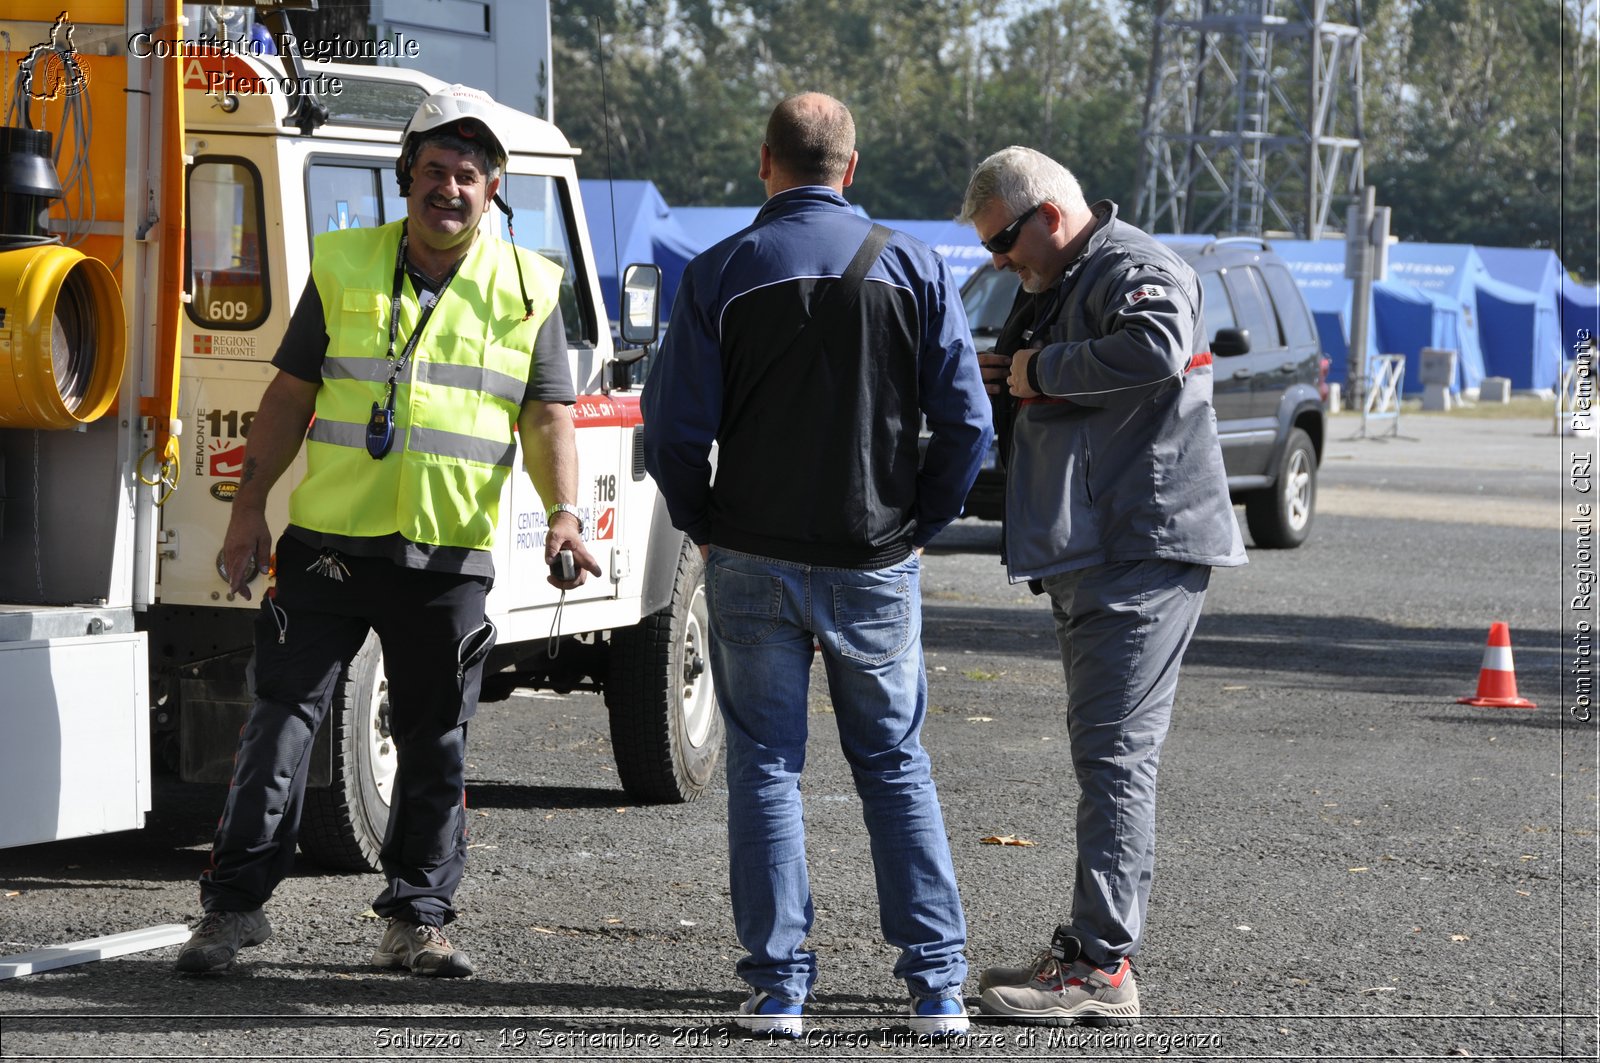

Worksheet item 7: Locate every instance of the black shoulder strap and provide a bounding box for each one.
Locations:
[720,224,892,436]
[791,222,891,351]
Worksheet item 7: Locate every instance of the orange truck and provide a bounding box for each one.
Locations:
[0,1,719,865]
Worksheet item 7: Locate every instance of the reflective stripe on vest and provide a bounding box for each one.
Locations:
[288,220,563,548]
[322,355,528,406]
[305,419,518,467]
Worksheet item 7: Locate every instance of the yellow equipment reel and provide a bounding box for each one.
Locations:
[0,243,126,429]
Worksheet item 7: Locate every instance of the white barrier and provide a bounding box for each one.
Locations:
[0,924,191,978]
[1359,355,1406,438]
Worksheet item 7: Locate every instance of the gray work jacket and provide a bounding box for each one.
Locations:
[1000,202,1247,582]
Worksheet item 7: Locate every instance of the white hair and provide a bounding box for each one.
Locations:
[959,146,1087,224]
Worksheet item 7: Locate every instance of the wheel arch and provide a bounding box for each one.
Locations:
[1267,384,1326,482]
[639,493,689,618]
[1292,404,1325,466]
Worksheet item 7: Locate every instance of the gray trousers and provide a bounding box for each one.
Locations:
[1041,558,1211,967]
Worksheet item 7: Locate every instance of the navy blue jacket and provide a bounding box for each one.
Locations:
[642,186,992,568]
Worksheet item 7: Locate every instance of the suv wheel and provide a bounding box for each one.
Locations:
[605,540,723,801]
[1244,426,1316,549]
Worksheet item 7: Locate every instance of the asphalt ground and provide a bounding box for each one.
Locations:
[1,413,1595,1061]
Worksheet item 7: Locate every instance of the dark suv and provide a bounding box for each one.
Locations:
[958,236,1328,548]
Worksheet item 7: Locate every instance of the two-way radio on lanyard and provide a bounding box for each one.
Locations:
[366,222,468,459]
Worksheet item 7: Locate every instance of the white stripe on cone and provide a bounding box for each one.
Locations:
[1480,645,1514,673]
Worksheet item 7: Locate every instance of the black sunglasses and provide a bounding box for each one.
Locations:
[981,203,1042,255]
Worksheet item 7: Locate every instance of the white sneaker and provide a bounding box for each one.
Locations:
[734,990,803,1037]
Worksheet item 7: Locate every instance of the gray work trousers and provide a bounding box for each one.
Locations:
[1040,558,1211,967]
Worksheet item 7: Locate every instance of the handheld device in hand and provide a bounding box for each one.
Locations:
[549,548,577,582]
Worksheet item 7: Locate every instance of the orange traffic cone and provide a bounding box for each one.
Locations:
[1457,622,1536,709]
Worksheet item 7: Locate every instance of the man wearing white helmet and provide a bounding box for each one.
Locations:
[174,84,597,978]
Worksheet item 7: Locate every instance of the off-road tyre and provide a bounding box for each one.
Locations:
[300,633,394,871]
[605,540,722,802]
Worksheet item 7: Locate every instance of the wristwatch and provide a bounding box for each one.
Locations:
[546,503,584,534]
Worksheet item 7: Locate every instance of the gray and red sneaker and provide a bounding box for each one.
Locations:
[977,948,1053,993]
[978,953,1140,1027]
[979,925,1092,993]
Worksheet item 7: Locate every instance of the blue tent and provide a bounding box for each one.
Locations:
[1478,246,1563,304]
[1475,246,1564,390]
[591,191,1575,392]
[1475,278,1560,390]
[1382,242,1568,390]
[1270,240,1382,388]
[1561,275,1600,352]
[879,219,990,286]
[1264,239,1484,394]
[1374,280,1470,392]
[577,179,701,321]
[582,190,892,325]
[1381,244,1499,392]
[673,205,761,253]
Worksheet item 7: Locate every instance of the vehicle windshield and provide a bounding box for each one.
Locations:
[961,265,1020,335]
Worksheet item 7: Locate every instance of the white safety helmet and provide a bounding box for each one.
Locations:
[395,83,508,195]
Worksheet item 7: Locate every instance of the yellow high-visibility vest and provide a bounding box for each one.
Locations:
[289,220,562,549]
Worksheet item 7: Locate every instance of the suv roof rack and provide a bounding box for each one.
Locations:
[1202,236,1273,254]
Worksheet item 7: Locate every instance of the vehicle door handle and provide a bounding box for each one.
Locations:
[1231,368,1253,379]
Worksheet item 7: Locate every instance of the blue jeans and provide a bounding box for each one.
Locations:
[707,547,968,1005]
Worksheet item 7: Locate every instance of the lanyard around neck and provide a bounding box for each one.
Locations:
[384,222,467,393]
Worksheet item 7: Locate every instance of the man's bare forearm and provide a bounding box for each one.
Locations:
[519,399,599,581]
[518,400,579,511]
[234,372,320,512]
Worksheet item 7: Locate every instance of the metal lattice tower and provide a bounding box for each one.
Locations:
[1134,0,1365,238]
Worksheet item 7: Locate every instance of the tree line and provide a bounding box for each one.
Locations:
[549,0,1598,279]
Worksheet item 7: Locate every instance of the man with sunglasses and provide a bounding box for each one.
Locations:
[957,147,1246,1026]
[173,84,599,979]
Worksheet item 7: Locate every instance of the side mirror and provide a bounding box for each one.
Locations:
[1212,327,1251,357]
[619,262,662,348]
